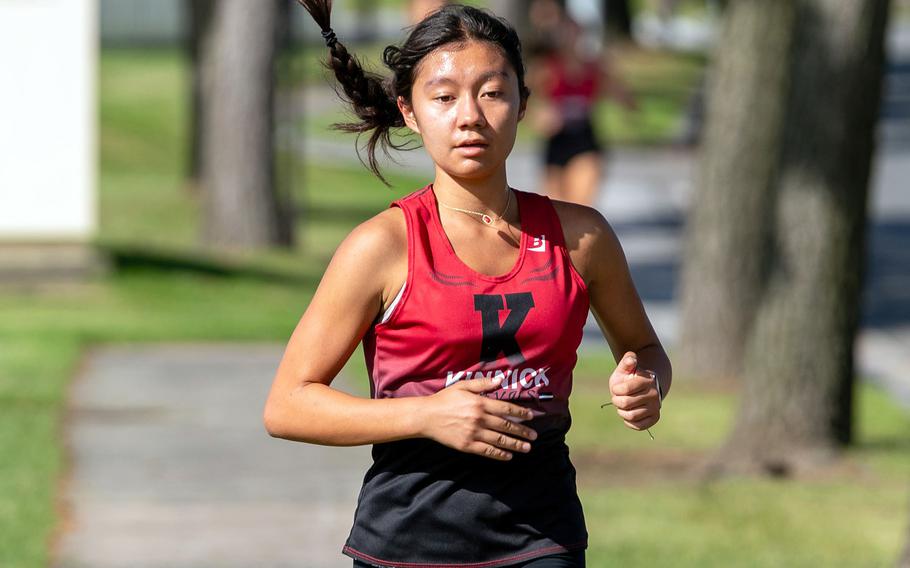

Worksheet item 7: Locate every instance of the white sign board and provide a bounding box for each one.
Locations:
[0,0,97,241]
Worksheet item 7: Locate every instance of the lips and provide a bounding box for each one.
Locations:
[456,140,488,148]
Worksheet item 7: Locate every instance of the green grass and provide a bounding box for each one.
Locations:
[0,46,907,567]
[568,350,910,567]
[582,473,907,567]
[900,0,910,21]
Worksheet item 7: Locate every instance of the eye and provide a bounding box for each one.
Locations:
[434,95,455,103]
[483,90,503,99]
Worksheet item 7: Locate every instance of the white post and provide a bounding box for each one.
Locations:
[0,0,101,281]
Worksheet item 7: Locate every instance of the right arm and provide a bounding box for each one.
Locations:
[262,209,538,460]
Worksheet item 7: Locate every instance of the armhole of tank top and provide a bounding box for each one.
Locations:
[374,201,414,330]
[378,281,405,324]
[545,195,591,295]
[559,243,590,295]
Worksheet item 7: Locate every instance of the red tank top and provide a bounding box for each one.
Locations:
[363,184,589,416]
[545,54,600,122]
[344,185,590,568]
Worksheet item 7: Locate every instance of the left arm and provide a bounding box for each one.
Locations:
[557,202,671,430]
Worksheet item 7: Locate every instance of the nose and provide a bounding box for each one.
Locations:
[456,95,486,129]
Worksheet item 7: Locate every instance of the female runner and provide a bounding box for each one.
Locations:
[527,0,638,206]
[264,3,671,567]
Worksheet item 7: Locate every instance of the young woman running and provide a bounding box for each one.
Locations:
[264,3,671,567]
[527,0,638,207]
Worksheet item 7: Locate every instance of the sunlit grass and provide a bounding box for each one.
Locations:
[569,350,910,567]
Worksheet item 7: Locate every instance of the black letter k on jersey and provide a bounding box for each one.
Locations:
[474,293,534,365]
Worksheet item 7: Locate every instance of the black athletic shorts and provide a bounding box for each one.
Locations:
[543,119,603,167]
[353,548,585,567]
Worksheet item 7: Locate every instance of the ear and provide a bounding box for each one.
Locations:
[397,96,420,134]
[517,97,528,122]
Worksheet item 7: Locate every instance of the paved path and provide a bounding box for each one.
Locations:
[52,344,371,568]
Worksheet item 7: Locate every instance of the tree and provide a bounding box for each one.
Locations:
[186,0,214,184]
[677,0,797,382]
[691,0,890,475]
[198,0,295,248]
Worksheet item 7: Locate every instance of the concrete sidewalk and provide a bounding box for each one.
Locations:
[52,344,371,568]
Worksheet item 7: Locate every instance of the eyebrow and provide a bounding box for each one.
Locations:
[422,70,512,90]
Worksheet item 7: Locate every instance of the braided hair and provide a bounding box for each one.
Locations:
[296,1,531,186]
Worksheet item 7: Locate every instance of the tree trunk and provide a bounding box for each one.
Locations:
[603,0,633,41]
[199,0,294,249]
[677,0,797,381]
[712,0,890,475]
[186,0,214,185]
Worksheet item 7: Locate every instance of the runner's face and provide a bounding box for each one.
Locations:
[398,40,526,181]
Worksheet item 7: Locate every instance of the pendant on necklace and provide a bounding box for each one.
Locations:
[481,214,493,225]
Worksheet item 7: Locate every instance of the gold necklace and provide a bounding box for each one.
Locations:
[438,189,512,226]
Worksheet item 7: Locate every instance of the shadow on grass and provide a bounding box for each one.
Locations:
[102,243,323,288]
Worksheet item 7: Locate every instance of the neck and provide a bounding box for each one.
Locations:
[431,167,511,213]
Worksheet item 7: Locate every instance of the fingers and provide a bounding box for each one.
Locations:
[614,389,660,431]
[463,411,539,461]
[483,415,538,442]
[617,351,638,374]
[603,355,663,434]
[464,442,516,462]
[475,405,539,462]
[459,375,505,394]
[611,388,658,410]
[610,375,654,397]
[466,424,535,461]
[478,429,533,455]
[610,380,661,433]
[442,378,548,460]
[620,412,659,432]
[485,399,536,422]
[615,404,658,425]
[607,352,639,392]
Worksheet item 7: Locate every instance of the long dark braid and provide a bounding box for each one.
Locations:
[296,0,404,186]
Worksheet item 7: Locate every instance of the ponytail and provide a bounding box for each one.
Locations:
[296,0,407,186]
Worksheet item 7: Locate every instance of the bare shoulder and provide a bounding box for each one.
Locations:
[549,199,623,285]
[346,206,406,255]
[549,199,610,249]
[327,205,407,305]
